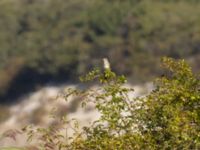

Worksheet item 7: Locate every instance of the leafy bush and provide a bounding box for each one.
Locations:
[2,57,199,149]
[68,57,200,149]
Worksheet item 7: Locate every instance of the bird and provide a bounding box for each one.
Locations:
[102,58,112,82]
[103,58,111,70]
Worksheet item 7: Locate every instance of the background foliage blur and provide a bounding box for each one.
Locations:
[0,0,200,102]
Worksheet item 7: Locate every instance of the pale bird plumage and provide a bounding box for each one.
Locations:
[103,58,110,70]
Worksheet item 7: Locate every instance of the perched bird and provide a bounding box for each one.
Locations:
[102,58,112,81]
[103,58,111,70]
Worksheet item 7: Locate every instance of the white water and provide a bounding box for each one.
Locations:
[0,83,153,147]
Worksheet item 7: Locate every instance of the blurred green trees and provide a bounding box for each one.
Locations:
[0,0,200,99]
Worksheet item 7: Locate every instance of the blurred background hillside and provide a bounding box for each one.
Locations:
[0,0,200,103]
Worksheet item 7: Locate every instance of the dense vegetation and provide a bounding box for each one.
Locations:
[1,0,200,101]
[1,57,199,149]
